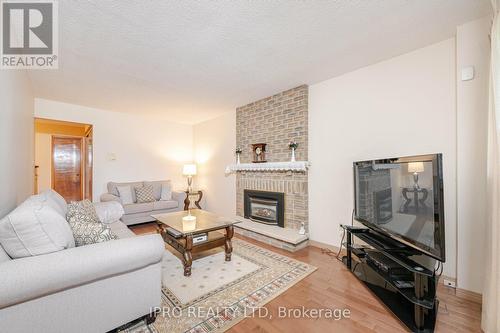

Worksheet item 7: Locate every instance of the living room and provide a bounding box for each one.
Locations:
[1,1,499,332]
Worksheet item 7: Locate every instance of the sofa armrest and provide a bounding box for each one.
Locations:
[93,201,124,224]
[100,193,122,204]
[172,191,185,208]
[0,234,164,309]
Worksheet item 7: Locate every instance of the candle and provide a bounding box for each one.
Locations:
[182,215,197,231]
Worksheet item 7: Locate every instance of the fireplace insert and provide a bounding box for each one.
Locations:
[244,190,284,227]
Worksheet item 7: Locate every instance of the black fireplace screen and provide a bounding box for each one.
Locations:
[244,190,284,227]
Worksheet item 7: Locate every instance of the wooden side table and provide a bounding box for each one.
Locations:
[183,190,203,210]
[402,187,429,213]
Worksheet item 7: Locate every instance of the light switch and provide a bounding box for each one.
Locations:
[461,66,475,81]
[108,153,117,161]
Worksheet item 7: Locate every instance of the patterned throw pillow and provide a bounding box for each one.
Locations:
[135,185,155,203]
[69,221,117,247]
[67,199,100,224]
[66,200,117,247]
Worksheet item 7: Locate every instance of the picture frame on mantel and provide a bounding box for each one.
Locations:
[251,143,267,163]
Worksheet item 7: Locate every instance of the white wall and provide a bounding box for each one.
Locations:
[35,99,193,200]
[309,39,458,278]
[0,71,34,218]
[456,17,490,293]
[193,112,236,217]
[34,133,52,193]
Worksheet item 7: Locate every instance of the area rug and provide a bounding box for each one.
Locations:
[123,238,316,333]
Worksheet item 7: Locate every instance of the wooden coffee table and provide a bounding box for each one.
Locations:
[153,210,240,277]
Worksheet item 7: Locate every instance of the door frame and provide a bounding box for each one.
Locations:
[83,131,93,202]
[34,117,93,201]
[51,135,84,201]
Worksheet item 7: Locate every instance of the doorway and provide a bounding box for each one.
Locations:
[34,118,93,202]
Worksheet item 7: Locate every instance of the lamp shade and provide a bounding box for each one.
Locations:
[408,162,424,173]
[183,164,197,176]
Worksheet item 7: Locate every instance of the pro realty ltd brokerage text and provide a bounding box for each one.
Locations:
[151,306,352,320]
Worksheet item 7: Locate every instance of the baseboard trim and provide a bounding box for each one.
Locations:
[308,239,341,252]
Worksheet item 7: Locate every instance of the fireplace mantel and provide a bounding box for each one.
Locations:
[225,161,310,174]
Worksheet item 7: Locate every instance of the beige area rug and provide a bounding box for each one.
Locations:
[124,238,316,333]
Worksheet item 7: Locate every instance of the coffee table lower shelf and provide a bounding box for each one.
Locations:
[157,225,234,277]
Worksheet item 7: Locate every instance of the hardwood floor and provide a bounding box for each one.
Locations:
[130,223,482,333]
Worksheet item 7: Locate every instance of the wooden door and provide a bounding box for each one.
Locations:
[52,136,83,202]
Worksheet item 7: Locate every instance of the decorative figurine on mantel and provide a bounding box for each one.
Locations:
[235,147,242,164]
[251,143,267,163]
[288,140,298,162]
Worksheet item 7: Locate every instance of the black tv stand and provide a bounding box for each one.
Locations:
[341,225,439,332]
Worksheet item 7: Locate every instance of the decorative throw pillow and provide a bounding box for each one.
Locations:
[66,200,117,247]
[160,182,172,201]
[69,220,117,247]
[40,189,68,216]
[116,185,134,205]
[135,185,155,203]
[66,200,100,224]
[0,198,75,258]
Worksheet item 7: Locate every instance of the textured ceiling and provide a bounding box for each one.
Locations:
[28,0,491,124]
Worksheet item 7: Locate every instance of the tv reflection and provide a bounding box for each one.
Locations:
[355,161,435,248]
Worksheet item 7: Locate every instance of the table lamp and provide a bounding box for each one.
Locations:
[183,164,197,192]
[408,162,424,189]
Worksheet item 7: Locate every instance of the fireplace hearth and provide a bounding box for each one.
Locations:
[244,190,284,228]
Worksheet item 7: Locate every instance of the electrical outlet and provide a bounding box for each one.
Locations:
[443,279,456,288]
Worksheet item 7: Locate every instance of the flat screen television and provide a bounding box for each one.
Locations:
[353,154,445,262]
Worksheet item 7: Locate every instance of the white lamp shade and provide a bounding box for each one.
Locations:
[408,162,424,173]
[183,164,197,176]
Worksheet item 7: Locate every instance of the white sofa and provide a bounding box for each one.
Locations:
[0,190,165,333]
[100,180,184,225]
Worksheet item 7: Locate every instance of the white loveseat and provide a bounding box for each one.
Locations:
[0,190,165,333]
[100,180,184,225]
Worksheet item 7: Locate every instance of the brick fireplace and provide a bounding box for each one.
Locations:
[233,85,309,251]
